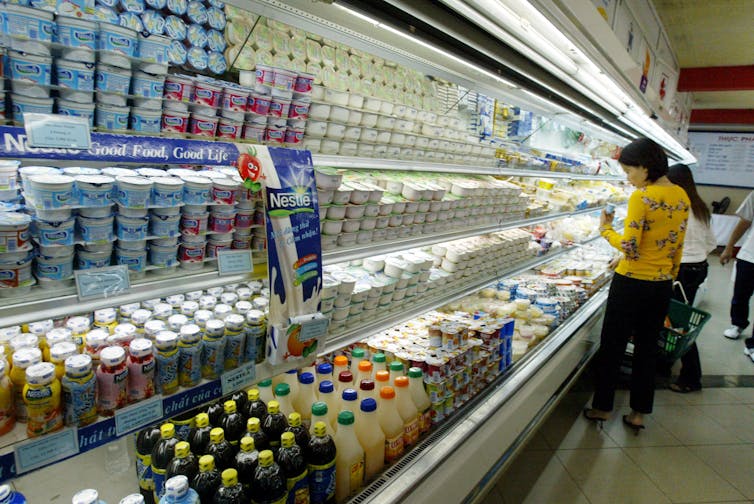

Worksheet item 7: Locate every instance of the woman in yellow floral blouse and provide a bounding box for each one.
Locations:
[584,138,690,432]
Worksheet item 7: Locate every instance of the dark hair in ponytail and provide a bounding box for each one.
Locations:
[618,138,668,182]
[667,164,710,224]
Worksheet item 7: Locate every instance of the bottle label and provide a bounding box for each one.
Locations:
[25,384,63,437]
[201,338,226,379]
[384,434,404,464]
[286,470,309,504]
[62,376,97,427]
[224,333,245,370]
[349,457,365,496]
[403,418,419,447]
[308,459,336,504]
[419,409,432,435]
[156,353,179,395]
[127,359,156,402]
[136,452,154,491]
[179,346,202,387]
[152,466,167,501]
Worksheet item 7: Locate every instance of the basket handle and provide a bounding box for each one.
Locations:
[673,281,689,304]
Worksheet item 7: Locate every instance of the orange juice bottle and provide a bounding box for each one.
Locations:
[355,360,373,384]
[354,398,385,482]
[377,386,404,465]
[349,348,366,374]
[332,356,348,383]
[334,411,364,502]
[49,342,78,381]
[23,362,63,437]
[374,370,390,390]
[317,380,338,429]
[293,372,317,429]
[394,377,419,448]
[309,402,336,438]
[0,360,15,435]
[371,353,387,374]
[408,367,432,435]
[11,348,42,423]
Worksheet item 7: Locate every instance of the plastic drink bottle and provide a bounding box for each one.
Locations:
[161,475,200,504]
[389,361,404,381]
[127,338,156,402]
[332,356,348,384]
[394,377,419,448]
[374,370,389,390]
[334,411,365,502]
[206,401,224,426]
[408,367,432,435]
[285,412,310,449]
[230,389,247,415]
[349,348,366,374]
[257,379,275,404]
[274,383,296,418]
[220,400,245,451]
[0,361,15,435]
[155,332,179,395]
[317,381,338,429]
[178,325,202,388]
[191,455,221,504]
[246,416,270,452]
[235,437,259,492]
[250,450,287,504]
[358,380,376,403]
[206,427,235,471]
[243,388,268,423]
[188,412,213,456]
[309,402,336,438]
[371,353,387,374]
[214,467,247,503]
[135,425,162,504]
[354,398,385,482]
[244,310,266,364]
[71,488,106,504]
[171,410,195,442]
[62,354,97,427]
[49,341,77,380]
[24,362,63,437]
[118,495,145,504]
[201,320,226,380]
[278,431,309,504]
[167,441,199,483]
[336,371,353,396]
[354,361,372,385]
[223,315,245,370]
[315,363,333,391]
[306,421,336,504]
[262,400,288,456]
[67,316,90,352]
[0,485,26,504]
[340,388,358,417]
[294,372,317,428]
[377,386,405,464]
[152,423,180,502]
[97,346,129,416]
[11,348,42,422]
[84,329,109,369]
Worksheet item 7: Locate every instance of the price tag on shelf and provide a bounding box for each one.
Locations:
[14,428,79,475]
[75,265,131,300]
[217,250,253,275]
[221,361,256,395]
[23,113,92,150]
[115,396,164,436]
[291,313,330,342]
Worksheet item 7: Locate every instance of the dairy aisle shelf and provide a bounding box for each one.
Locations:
[322,233,603,355]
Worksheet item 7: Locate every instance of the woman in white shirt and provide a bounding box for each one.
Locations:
[667,164,716,392]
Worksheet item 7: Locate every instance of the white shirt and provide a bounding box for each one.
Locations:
[682,213,716,263]
[735,191,754,263]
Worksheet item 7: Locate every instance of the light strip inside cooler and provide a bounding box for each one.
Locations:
[347,286,609,503]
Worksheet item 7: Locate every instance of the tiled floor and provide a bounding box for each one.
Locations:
[482,258,754,504]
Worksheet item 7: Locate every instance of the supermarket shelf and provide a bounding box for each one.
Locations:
[0,356,314,483]
[322,206,604,265]
[311,155,625,180]
[321,234,602,355]
[349,284,609,504]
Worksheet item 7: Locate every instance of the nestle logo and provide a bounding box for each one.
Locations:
[267,189,312,212]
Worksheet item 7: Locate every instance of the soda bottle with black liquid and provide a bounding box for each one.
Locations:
[278,432,309,504]
[166,441,199,483]
[135,424,161,504]
[246,416,270,452]
[230,389,247,414]
[250,449,287,504]
[213,468,247,504]
[306,421,336,504]
[151,423,180,503]
[262,400,288,457]
[219,400,245,453]
[243,388,267,423]
[188,413,212,456]
[285,412,310,450]
[206,401,224,426]
[206,427,235,471]
[234,436,259,493]
[192,455,221,504]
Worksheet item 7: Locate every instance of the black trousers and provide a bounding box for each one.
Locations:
[731,259,754,345]
[593,273,672,414]
[673,261,709,387]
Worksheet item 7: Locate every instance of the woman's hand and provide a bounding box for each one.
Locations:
[720,246,734,265]
[608,255,621,270]
[600,209,614,228]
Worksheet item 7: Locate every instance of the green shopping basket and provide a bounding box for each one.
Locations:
[657,282,712,361]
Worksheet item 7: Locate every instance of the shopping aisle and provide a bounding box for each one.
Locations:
[481,255,754,504]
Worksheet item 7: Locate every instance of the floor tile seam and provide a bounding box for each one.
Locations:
[683,408,753,444]
[617,445,678,503]
[683,442,754,501]
[649,403,746,438]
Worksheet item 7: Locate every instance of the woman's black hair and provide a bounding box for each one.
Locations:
[667,163,711,224]
[618,138,668,182]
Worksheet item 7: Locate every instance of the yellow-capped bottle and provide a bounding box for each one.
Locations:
[23,362,63,437]
[250,450,287,504]
[0,360,14,436]
[214,468,247,503]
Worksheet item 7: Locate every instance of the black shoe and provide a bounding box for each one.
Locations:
[622,415,645,435]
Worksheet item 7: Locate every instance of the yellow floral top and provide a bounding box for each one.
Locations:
[600,184,690,281]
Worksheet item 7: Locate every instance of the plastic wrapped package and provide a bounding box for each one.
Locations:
[321,44,335,67]
[166,0,186,15]
[231,46,255,70]
[207,7,226,30]
[290,58,306,73]
[271,30,291,56]
[168,39,188,65]
[290,37,306,61]
[164,15,186,40]
[94,5,119,23]
[29,0,55,11]
[187,24,208,49]
[120,0,145,13]
[335,47,349,72]
[265,17,289,32]
[97,0,118,6]
[253,24,272,51]
[207,29,226,53]
[255,50,273,66]
[305,39,322,63]
[120,12,145,32]
[186,46,208,71]
[186,1,207,24]
[224,4,252,22]
[224,21,249,45]
[207,51,227,74]
[307,63,323,84]
[142,10,166,35]
[145,0,166,8]
[272,53,291,70]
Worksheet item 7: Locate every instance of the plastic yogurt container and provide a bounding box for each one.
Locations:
[131,71,165,98]
[77,249,112,270]
[56,60,95,91]
[189,113,218,137]
[131,107,162,133]
[96,64,131,96]
[0,213,31,253]
[96,104,130,131]
[2,4,54,55]
[192,79,222,108]
[115,176,153,208]
[9,51,52,98]
[216,118,242,139]
[150,213,180,237]
[10,95,53,121]
[75,175,115,207]
[28,175,75,209]
[77,215,114,242]
[35,252,74,281]
[36,218,76,246]
[181,176,211,204]
[161,109,190,133]
[56,99,95,126]
[115,247,147,273]
[116,215,149,240]
[97,22,137,68]
[164,74,194,102]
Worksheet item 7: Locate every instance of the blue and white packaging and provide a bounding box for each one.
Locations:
[119,12,145,32]
[56,60,95,91]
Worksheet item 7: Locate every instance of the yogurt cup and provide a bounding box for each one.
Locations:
[180,209,208,236]
[0,250,33,289]
[96,64,131,96]
[266,126,285,144]
[75,174,115,207]
[77,215,115,243]
[10,94,51,122]
[150,213,180,237]
[130,107,162,133]
[289,100,310,120]
[151,177,184,206]
[2,4,54,55]
[161,109,190,133]
[116,215,149,240]
[115,247,147,273]
[284,128,304,146]
[192,79,222,108]
[0,213,31,253]
[163,74,194,102]
[181,176,211,204]
[293,72,315,94]
[211,179,237,205]
[35,253,74,282]
[242,123,266,143]
[56,60,95,92]
[217,118,242,139]
[131,71,165,98]
[79,207,112,219]
[9,51,52,98]
[36,218,76,246]
[189,113,219,137]
[221,86,249,112]
[272,67,296,94]
[208,209,235,233]
[97,22,137,68]
[117,206,148,218]
[179,241,205,266]
[29,175,74,209]
[115,176,153,208]
[137,33,170,71]
[268,97,291,118]
[248,93,271,115]
[149,243,178,267]
[254,64,274,93]
[76,249,112,270]
[96,104,130,131]
[56,99,95,127]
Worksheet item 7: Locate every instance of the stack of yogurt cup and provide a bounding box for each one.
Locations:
[54,14,98,127]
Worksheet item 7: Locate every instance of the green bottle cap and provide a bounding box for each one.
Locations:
[372,353,386,363]
[258,379,272,387]
[408,367,423,378]
[312,401,328,416]
[337,410,355,426]
[274,383,290,397]
[351,348,365,359]
[389,361,404,373]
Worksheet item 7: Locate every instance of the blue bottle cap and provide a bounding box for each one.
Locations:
[342,388,358,402]
[319,380,334,394]
[299,372,314,384]
[316,362,333,375]
[360,398,377,413]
